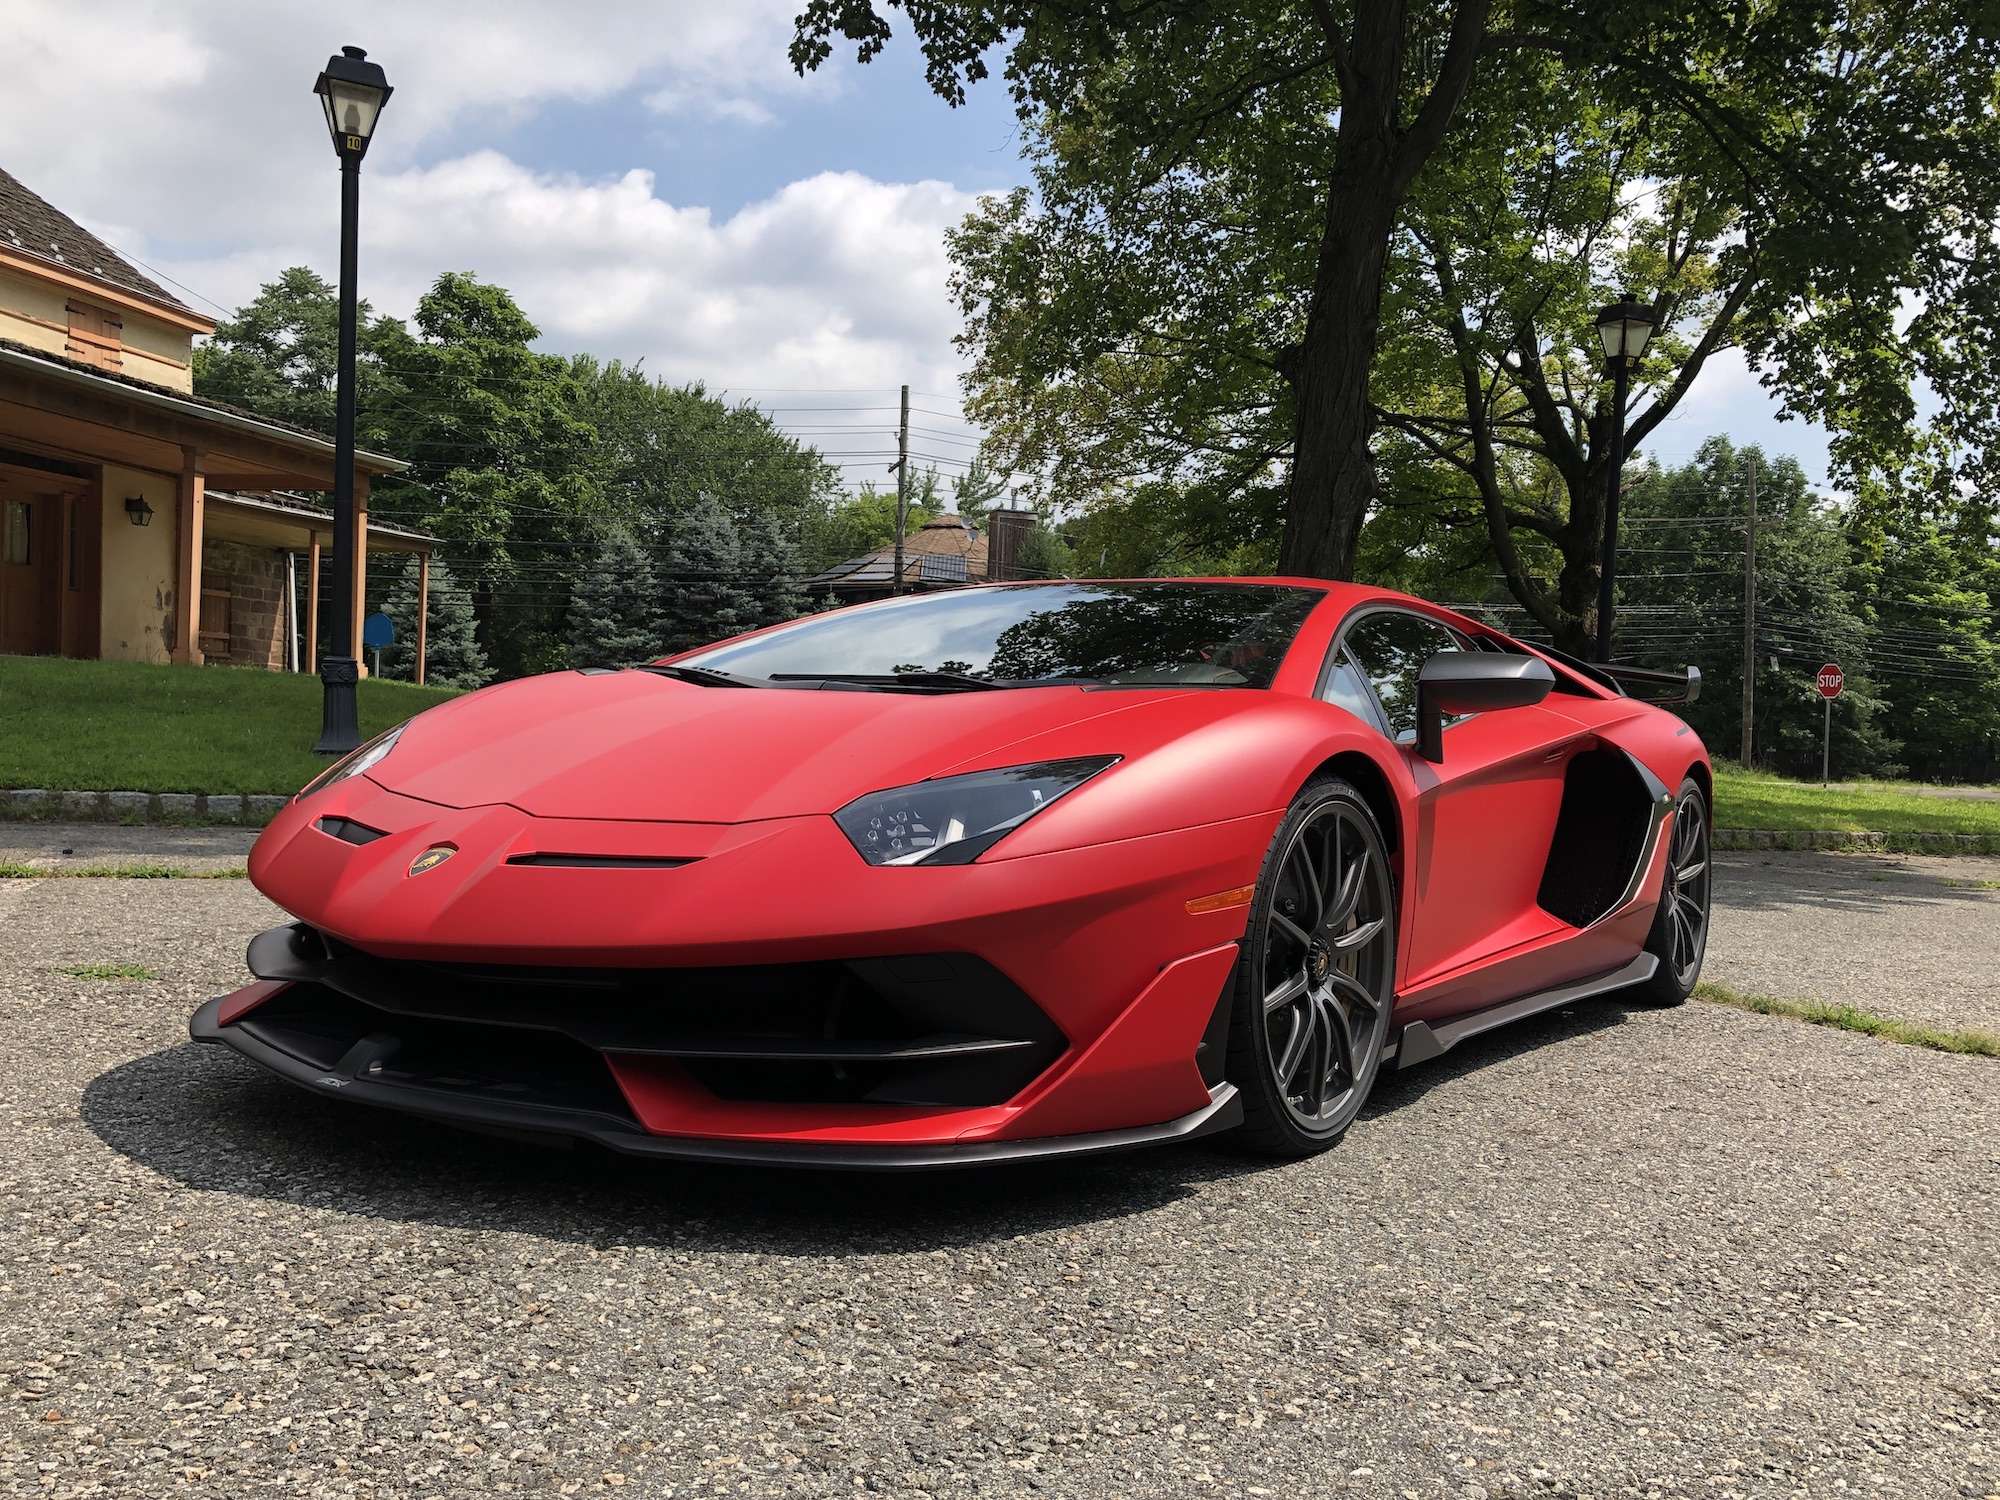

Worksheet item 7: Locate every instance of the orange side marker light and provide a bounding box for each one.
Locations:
[1184,884,1256,916]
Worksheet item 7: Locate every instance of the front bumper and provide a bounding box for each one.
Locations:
[189,992,1242,1169]
[201,779,1276,1161]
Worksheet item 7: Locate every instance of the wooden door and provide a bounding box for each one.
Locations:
[0,484,51,654]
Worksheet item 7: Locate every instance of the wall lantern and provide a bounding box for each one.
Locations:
[123,496,154,527]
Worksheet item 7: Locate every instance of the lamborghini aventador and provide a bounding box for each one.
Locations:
[192,579,1712,1167]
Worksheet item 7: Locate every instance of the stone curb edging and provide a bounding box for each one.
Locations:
[1712,826,2000,855]
[1,787,289,828]
[3,787,1997,852]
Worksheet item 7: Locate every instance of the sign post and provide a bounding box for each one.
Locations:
[362,610,396,681]
[1815,662,1843,788]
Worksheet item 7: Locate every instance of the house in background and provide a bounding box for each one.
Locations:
[0,166,436,678]
[806,509,1040,601]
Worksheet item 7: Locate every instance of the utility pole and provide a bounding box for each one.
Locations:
[891,383,910,597]
[1739,453,1758,769]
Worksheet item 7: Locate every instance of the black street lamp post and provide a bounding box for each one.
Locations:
[311,46,392,755]
[1591,292,1657,663]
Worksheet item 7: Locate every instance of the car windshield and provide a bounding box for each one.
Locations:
[682,582,1325,689]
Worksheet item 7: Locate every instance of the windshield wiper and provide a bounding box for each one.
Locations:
[635,664,774,689]
[769,671,1005,692]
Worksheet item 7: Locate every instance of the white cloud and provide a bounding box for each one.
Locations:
[642,88,779,128]
[0,0,985,451]
[0,0,830,251]
[154,153,981,401]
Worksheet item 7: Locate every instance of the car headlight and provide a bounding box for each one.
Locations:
[297,724,405,801]
[834,756,1119,866]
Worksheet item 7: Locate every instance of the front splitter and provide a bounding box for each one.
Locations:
[188,996,1243,1170]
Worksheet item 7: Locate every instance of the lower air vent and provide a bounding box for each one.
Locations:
[316,816,387,846]
[243,924,1066,1110]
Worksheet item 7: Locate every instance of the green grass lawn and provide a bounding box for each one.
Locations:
[0,655,460,796]
[5,655,1999,831]
[1713,766,2000,836]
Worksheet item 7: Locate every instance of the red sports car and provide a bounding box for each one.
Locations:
[192,580,1710,1167]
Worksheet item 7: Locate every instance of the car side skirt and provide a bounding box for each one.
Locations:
[188,995,1244,1170]
[1388,953,1659,1070]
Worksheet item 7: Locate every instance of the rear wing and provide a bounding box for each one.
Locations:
[1600,662,1702,706]
[1528,642,1701,705]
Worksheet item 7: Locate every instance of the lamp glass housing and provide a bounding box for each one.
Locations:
[319,78,385,143]
[1594,297,1656,363]
[314,47,392,155]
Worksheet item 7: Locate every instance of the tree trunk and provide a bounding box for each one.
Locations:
[1277,173,1400,579]
[1551,457,1608,655]
[1276,0,1490,580]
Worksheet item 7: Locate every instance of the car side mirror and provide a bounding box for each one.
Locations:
[1414,652,1556,762]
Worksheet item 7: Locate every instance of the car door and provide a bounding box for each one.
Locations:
[1331,609,1583,998]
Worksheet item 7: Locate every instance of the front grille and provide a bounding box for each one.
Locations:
[244,924,1065,1111]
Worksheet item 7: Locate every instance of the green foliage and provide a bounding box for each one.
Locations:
[800,475,936,573]
[734,508,811,632]
[377,557,491,690]
[657,495,754,653]
[198,272,838,682]
[566,534,664,669]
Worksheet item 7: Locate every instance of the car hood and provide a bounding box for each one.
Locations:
[366,669,1190,822]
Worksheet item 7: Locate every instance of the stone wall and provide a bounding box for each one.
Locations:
[199,538,287,670]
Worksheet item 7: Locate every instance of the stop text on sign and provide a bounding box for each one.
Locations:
[1816,663,1844,699]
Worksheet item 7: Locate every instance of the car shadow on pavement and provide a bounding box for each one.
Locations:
[82,999,1638,1255]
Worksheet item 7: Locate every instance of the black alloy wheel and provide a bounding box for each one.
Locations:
[1638,777,1712,1005]
[1227,777,1398,1157]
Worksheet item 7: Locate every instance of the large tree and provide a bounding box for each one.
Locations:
[816,2,2000,590]
[1376,15,2000,651]
[793,0,1502,578]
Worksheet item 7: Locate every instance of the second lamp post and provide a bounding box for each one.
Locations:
[1591,293,1656,663]
[311,45,392,755]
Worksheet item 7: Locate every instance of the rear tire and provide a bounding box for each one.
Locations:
[1635,776,1711,1006]
[1225,776,1398,1158]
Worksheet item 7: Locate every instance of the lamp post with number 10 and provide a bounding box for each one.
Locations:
[1592,293,1657,663]
[311,46,392,755]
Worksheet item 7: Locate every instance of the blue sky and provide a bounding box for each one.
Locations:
[1,0,1835,494]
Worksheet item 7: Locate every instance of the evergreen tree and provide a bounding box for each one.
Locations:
[377,557,492,690]
[567,532,665,668]
[657,496,752,653]
[736,507,811,632]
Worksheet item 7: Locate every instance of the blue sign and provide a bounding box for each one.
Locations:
[362,611,396,649]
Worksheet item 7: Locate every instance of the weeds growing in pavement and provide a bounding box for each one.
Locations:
[1695,981,2000,1057]
[58,962,159,981]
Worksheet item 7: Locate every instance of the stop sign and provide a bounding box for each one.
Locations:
[1816,662,1844,699]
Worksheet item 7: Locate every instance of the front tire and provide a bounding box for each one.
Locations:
[1636,776,1712,1006]
[1225,777,1398,1158]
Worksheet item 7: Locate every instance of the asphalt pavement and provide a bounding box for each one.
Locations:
[0,870,1995,1498]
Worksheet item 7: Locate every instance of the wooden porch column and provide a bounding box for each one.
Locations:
[414,549,429,686]
[172,447,204,665]
[305,531,321,673]
[349,472,369,676]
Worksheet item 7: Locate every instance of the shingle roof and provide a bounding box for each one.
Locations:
[804,512,990,591]
[0,166,196,314]
[0,335,405,471]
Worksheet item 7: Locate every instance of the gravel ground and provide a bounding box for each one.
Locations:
[1709,850,2000,1036]
[0,823,257,875]
[0,877,1995,1498]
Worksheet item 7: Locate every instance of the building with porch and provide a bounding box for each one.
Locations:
[0,165,435,679]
